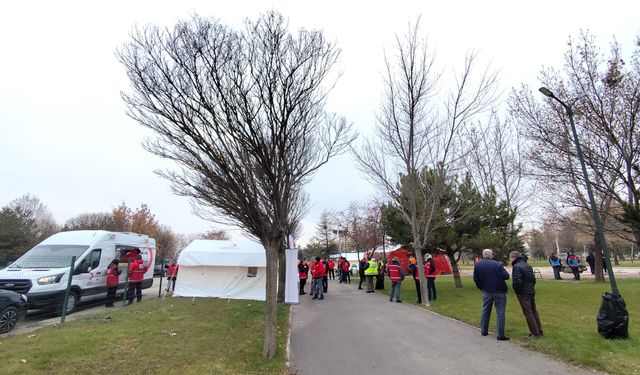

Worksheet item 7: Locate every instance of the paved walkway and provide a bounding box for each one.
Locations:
[289,279,601,375]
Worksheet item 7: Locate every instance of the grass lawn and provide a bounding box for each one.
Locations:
[397,276,639,375]
[0,298,289,375]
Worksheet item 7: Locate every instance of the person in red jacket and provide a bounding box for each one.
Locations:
[298,258,309,295]
[311,256,326,300]
[341,257,351,283]
[127,253,148,304]
[425,253,438,301]
[328,259,336,280]
[386,257,405,302]
[105,259,122,307]
[166,259,179,292]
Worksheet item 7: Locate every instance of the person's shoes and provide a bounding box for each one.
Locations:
[319,296,324,300]
[366,291,374,293]
[481,332,488,336]
[524,334,541,339]
[105,304,114,308]
[358,287,363,290]
[389,299,393,302]
[396,300,403,303]
[497,336,510,341]
[312,295,318,300]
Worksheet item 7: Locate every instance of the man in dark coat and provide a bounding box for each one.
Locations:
[510,251,543,338]
[586,251,595,274]
[473,249,510,341]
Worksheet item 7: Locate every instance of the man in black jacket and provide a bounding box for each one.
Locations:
[510,251,543,338]
[473,249,510,340]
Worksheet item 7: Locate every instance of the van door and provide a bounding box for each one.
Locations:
[74,249,103,296]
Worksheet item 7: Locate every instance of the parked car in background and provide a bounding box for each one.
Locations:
[154,259,173,276]
[0,289,27,333]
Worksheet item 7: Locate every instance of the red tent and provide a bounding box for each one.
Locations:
[385,247,411,273]
[433,252,452,275]
[385,247,452,275]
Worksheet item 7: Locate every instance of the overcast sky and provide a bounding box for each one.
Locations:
[1,0,638,245]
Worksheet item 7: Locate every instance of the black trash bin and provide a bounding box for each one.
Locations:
[597,292,629,339]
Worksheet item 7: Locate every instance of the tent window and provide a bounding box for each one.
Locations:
[247,267,257,277]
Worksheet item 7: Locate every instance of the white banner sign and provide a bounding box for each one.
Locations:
[284,248,299,304]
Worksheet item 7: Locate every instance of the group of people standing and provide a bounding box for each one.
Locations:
[104,249,179,308]
[474,249,543,341]
[298,253,440,306]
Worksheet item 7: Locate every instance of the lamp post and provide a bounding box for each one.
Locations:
[538,87,619,296]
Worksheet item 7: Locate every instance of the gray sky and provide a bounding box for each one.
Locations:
[1,0,638,245]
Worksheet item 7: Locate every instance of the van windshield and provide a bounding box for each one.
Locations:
[12,245,89,269]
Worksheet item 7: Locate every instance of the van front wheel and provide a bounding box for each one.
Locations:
[59,292,78,315]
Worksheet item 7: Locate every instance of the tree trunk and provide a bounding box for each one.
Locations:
[277,249,285,303]
[413,244,429,307]
[262,241,279,359]
[446,252,463,288]
[594,235,604,282]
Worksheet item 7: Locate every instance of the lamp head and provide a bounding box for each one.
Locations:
[538,87,555,98]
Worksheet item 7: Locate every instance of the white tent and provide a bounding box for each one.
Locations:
[174,239,267,301]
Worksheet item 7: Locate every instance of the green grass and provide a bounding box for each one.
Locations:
[397,276,639,375]
[0,298,289,375]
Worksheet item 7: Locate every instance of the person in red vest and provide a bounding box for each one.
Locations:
[311,256,326,300]
[298,258,309,295]
[386,257,405,302]
[105,259,121,307]
[127,252,148,304]
[341,257,351,283]
[328,259,336,280]
[166,259,179,292]
[425,253,438,301]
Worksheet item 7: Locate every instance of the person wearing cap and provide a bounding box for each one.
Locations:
[386,257,404,302]
[473,249,510,341]
[105,259,122,308]
[425,253,438,301]
[510,251,543,338]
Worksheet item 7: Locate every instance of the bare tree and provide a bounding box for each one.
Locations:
[198,229,230,240]
[510,31,640,281]
[64,212,112,231]
[118,12,352,358]
[467,113,532,259]
[333,201,383,260]
[9,194,59,241]
[353,19,497,303]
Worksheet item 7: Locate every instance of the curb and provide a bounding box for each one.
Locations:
[285,304,293,369]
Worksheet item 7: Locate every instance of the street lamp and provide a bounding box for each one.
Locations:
[538,87,619,295]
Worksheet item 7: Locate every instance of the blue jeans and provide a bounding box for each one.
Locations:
[389,281,401,301]
[481,291,506,337]
[312,278,323,298]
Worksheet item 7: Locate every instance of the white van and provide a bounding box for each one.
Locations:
[0,230,156,314]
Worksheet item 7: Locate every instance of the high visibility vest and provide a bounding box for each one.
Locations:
[364,260,378,276]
